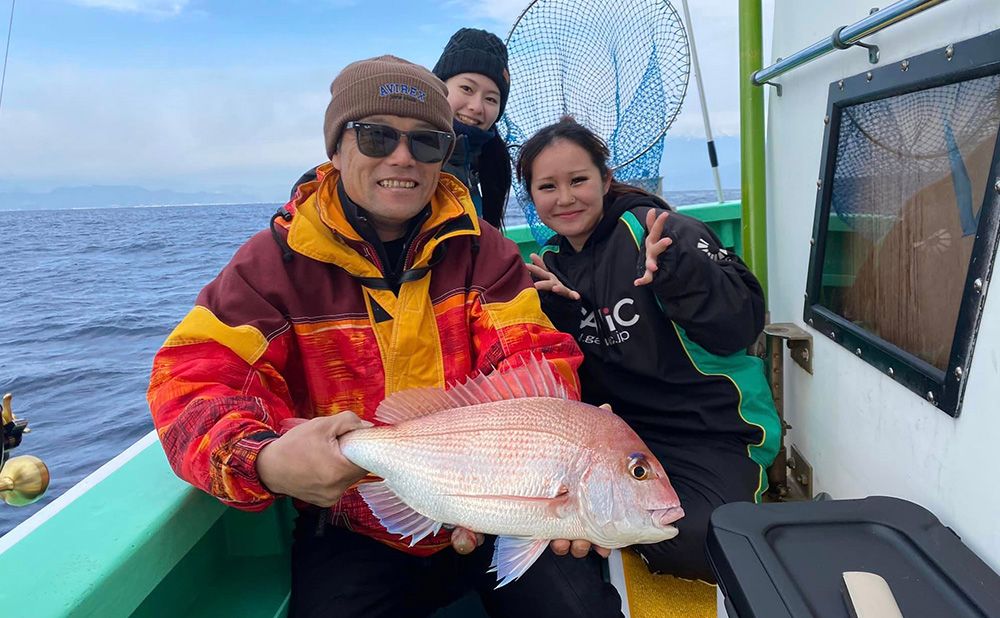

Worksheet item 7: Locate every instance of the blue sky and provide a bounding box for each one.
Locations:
[0,0,770,199]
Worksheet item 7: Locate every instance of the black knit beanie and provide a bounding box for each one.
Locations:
[433,28,510,121]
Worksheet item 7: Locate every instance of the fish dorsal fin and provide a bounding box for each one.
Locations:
[375,387,459,425]
[375,354,569,425]
[490,536,551,588]
[461,353,569,403]
[355,481,445,546]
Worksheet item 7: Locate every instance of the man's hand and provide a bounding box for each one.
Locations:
[550,539,611,559]
[256,412,371,507]
[634,209,673,287]
[527,253,581,300]
[451,526,485,555]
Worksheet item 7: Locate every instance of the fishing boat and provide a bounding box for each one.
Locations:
[2,0,1000,616]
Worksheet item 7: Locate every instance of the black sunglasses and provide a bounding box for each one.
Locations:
[344,121,454,164]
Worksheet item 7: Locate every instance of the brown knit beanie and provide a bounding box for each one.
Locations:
[323,55,455,159]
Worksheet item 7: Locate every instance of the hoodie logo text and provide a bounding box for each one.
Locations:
[579,298,639,346]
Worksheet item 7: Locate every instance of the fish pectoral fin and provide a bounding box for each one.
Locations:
[545,488,574,518]
[356,481,444,546]
[489,536,550,588]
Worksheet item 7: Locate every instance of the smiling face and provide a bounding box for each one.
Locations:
[331,114,443,241]
[444,73,502,130]
[529,139,612,251]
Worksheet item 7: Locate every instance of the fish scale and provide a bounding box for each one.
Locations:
[342,402,585,528]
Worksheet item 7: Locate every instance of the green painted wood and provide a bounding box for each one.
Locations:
[132,508,292,618]
[674,200,741,223]
[0,440,226,617]
[505,224,538,262]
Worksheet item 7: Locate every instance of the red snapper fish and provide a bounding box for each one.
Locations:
[337,356,685,587]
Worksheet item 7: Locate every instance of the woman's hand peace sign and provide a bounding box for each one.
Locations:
[633,209,673,287]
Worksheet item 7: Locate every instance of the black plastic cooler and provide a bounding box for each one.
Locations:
[707,496,1000,617]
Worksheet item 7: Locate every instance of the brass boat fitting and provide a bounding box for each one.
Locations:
[1,392,13,425]
[0,455,50,506]
[2,393,49,506]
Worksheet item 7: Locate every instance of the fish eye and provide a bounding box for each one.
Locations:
[628,454,651,481]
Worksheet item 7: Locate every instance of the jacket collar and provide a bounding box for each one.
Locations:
[286,162,480,276]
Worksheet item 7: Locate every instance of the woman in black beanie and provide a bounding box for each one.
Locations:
[291,29,513,230]
[432,27,512,230]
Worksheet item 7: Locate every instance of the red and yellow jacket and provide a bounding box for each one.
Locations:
[147,164,582,554]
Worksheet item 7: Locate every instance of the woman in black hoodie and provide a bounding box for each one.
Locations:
[518,117,780,583]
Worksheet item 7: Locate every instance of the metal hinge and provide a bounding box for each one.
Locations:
[764,322,813,374]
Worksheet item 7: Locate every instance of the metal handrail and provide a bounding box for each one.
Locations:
[752,0,949,87]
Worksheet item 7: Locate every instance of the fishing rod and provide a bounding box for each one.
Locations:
[0,0,14,119]
[679,0,725,203]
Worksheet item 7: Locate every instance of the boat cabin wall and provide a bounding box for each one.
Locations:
[767,0,1000,572]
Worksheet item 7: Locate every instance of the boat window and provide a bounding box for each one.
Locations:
[804,28,1000,417]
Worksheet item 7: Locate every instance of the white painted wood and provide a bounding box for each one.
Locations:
[767,0,1000,572]
[607,549,632,618]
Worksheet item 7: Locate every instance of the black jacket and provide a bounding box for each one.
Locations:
[538,191,779,467]
[442,134,481,208]
[442,132,510,230]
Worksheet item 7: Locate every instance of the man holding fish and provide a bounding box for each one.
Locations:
[147,55,683,617]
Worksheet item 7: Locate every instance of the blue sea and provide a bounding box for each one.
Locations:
[0,189,736,537]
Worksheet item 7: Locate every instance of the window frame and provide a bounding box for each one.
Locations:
[803,28,1000,417]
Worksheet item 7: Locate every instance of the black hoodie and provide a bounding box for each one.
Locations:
[538,190,780,468]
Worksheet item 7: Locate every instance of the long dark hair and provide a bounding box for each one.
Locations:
[515,116,666,206]
[479,133,512,229]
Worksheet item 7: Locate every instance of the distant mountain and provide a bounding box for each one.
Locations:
[0,137,740,211]
[0,185,265,211]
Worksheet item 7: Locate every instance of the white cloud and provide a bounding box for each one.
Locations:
[657,0,776,138]
[0,1,777,196]
[68,0,190,17]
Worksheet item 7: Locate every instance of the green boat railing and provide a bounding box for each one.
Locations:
[0,434,294,618]
[507,200,744,261]
[0,199,744,618]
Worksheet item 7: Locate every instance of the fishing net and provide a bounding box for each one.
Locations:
[500,0,690,243]
[831,74,1000,243]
